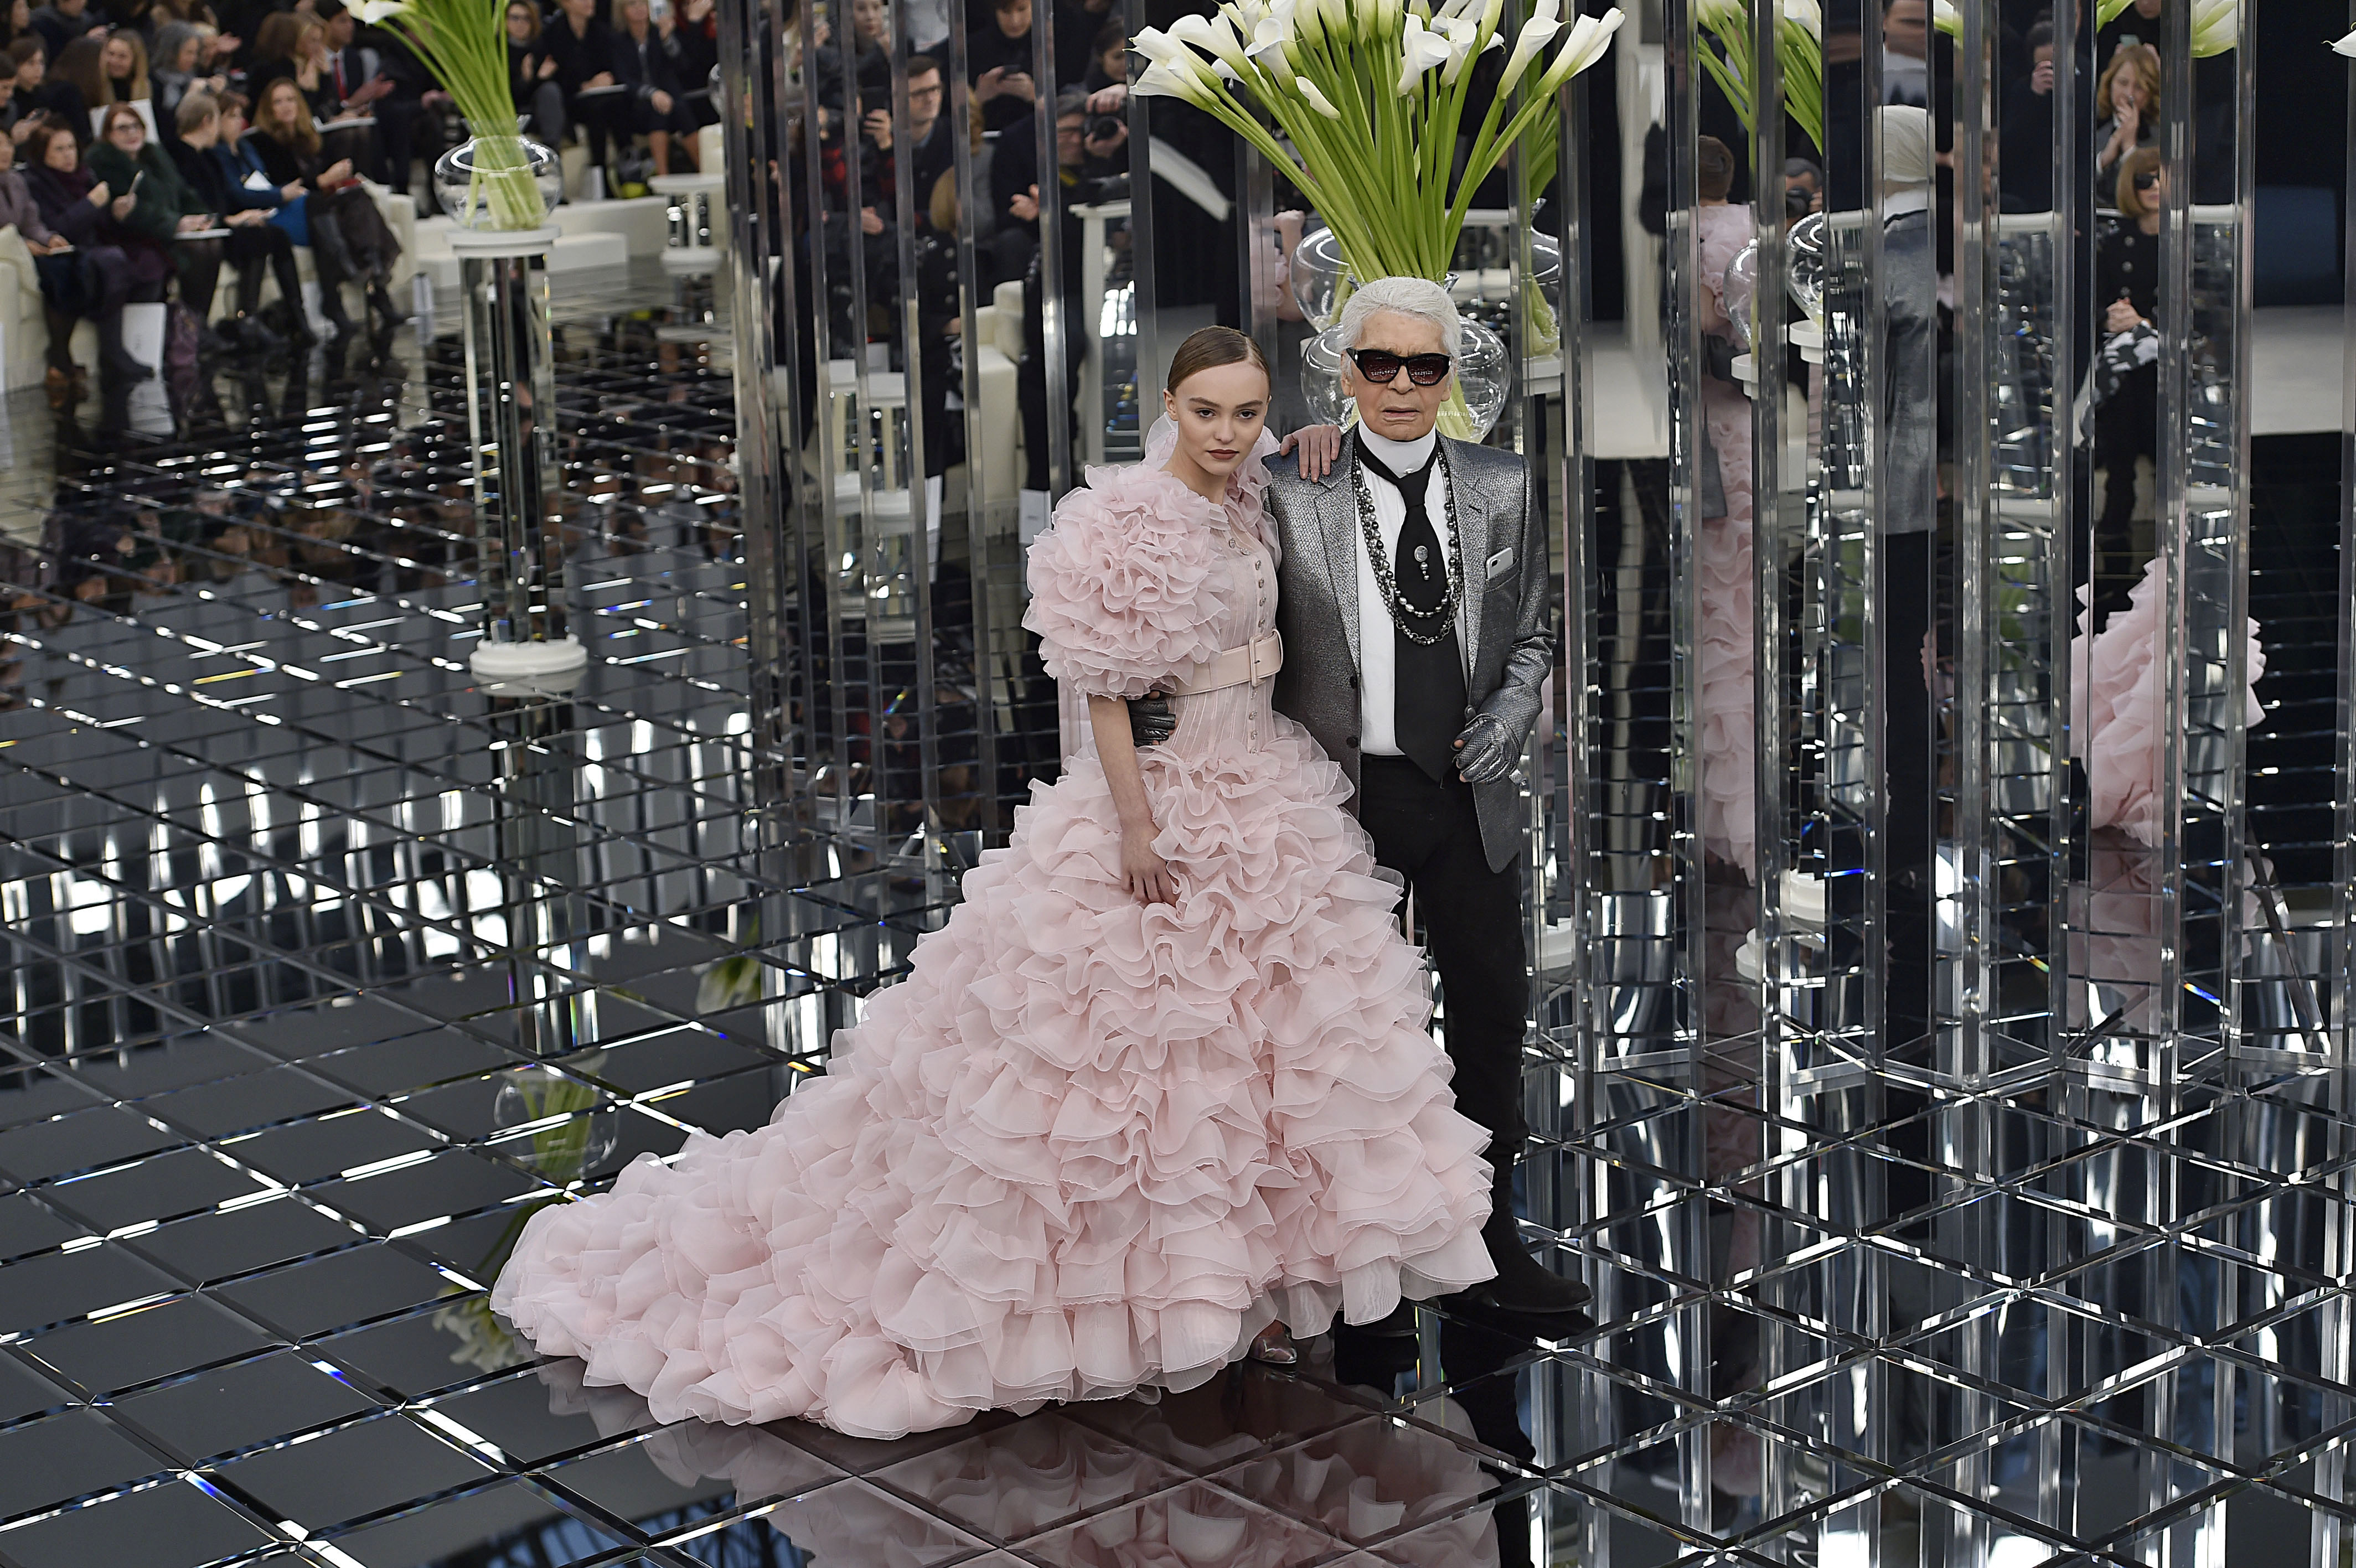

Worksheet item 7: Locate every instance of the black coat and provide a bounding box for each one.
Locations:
[539,15,614,93]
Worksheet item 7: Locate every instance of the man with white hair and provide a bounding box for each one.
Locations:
[1262,275,1590,1333]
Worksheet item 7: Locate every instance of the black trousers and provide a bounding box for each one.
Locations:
[1355,754,1530,1165]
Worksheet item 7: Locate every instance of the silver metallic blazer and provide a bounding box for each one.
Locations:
[1261,437,1556,874]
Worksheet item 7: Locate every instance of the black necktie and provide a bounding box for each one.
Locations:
[1355,435,1465,781]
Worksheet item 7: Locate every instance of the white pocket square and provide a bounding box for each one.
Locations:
[1484,546,1515,581]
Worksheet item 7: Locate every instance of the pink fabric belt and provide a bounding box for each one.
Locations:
[1170,630,1283,696]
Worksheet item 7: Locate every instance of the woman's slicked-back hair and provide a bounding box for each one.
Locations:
[1166,325,1269,396]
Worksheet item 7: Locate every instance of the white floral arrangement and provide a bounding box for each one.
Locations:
[1134,0,1623,286]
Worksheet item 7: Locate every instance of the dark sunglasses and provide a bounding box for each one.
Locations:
[2132,172,2158,190]
[1347,348,1453,386]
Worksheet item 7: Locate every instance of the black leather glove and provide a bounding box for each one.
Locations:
[1128,692,1175,749]
[1452,712,1519,784]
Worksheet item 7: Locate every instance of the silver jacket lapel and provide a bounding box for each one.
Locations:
[1444,436,1491,682]
[1319,451,1362,670]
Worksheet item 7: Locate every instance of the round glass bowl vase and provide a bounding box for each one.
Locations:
[433,134,564,232]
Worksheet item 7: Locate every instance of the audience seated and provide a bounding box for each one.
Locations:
[97,28,148,106]
[607,0,695,175]
[248,73,404,333]
[539,0,620,179]
[149,19,226,136]
[317,0,416,195]
[86,99,219,334]
[170,90,302,346]
[18,110,164,392]
[202,85,315,334]
[507,0,566,147]
[50,34,102,134]
[26,0,106,65]
[3,37,86,136]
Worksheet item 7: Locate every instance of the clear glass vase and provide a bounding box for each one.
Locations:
[433,133,563,232]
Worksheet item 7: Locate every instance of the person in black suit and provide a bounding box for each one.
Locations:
[607,0,694,174]
[168,89,306,348]
[965,0,1034,135]
[540,0,621,175]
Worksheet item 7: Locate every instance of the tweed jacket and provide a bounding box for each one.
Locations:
[1263,435,1554,874]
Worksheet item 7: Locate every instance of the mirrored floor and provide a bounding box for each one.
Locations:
[0,266,2348,1568]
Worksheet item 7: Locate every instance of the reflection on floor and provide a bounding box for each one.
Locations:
[0,266,2344,1567]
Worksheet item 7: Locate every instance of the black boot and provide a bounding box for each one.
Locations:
[366,278,411,329]
[1444,1163,1592,1337]
[96,308,153,385]
[265,247,317,343]
[310,219,362,336]
[42,307,81,408]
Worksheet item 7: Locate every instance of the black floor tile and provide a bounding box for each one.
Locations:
[0,1478,277,1568]
[427,1367,660,1467]
[19,1292,277,1395]
[211,1411,500,1534]
[40,1148,276,1233]
[112,1352,382,1463]
[304,1151,545,1235]
[0,1106,184,1184]
[210,1244,456,1340]
[226,1108,444,1186]
[0,1194,91,1265]
[0,1352,74,1429]
[313,1306,529,1401]
[319,1477,633,1567]
[0,1408,174,1522]
[128,1198,363,1286]
[0,1244,179,1336]
[147,1067,360,1139]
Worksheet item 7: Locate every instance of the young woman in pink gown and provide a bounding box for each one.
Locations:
[492,328,1496,1440]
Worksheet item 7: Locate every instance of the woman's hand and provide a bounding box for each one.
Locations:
[227,208,265,226]
[86,180,112,206]
[2104,297,2142,334]
[321,158,353,185]
[1277,423,1341,480]
[111,192,137,219]
[586,69,616,87]
[282,180,306,201]
[1120,823,1176,904]
[536,54,558,78]
[177,213,213,231]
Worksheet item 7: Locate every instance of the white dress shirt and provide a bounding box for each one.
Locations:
[1352,425,1469,756]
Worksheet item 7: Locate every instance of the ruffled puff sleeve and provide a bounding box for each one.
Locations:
[1022,469,1227,701]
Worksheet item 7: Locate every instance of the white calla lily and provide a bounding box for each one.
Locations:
[1782,0,1821,35]
[1132,26,1192,66]
[1928,0,1957,37]
[1533,6,1623,94]
[1133,56,1214,104]
[2188,0,2235,56]
[1496,0,1563,95]
[1169,11,1248,68]
[2336,27,2356,56]
[1694,0,1743,32]
[353,0,410,20]
[1398,13,1456,92]
[1295,76,1344,117]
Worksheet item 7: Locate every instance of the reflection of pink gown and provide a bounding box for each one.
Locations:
[2070,562,2265,847]
[493,432,1493,1441]
[1696,203,1758,873]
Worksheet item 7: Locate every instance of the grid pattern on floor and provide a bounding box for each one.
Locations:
[0,271,2349,1568]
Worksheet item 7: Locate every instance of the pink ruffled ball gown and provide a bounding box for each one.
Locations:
[491,430,1496,1441]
